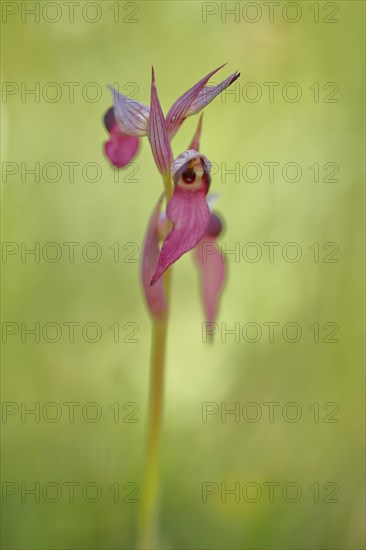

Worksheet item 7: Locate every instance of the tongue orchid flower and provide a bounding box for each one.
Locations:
[141,68,233,325]
[103,65,239,168]
[103,88,149,168]
[103,66,238,324]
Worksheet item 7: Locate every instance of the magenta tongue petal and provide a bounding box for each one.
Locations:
[104,130,139,168]
[151,187,210,285]
[141,195,168,319]
[103,107,139,168]
[195,213,226,324]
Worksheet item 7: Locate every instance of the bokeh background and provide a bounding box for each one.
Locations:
[1,1,365,548]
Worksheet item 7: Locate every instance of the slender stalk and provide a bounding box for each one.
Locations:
[138,320,167,547]
[138,249,172,549]
[163,172,173,201]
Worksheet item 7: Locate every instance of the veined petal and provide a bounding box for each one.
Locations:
[195,213,226,324]
[151,153,212,285]
[141,195,167,319]
[166,65,226,138]
[105,130,139,168]
[147,67,173,176]
[151,186,210,285]
[103,107,139,167]
[187,70,240,116]
[188,114,203,151]
[109,86,149,136]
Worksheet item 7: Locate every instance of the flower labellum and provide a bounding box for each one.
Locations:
[103,88,149,167]
[150,151,212,285]
[103,107,139,168]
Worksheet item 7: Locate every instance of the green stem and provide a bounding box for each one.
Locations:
[138,172,173,548]
[138,270,171,549]
[163,172,173,201]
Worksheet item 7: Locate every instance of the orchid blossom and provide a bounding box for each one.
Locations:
[102,65,239,548]
[104,64,239,165]
[103,65,239,323]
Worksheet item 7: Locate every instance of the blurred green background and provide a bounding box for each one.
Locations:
[1,1,364,548]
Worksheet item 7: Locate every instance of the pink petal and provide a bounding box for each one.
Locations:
[151,186,210,285]
[188,114,203,151]
[166,65,225,138]
[141,195,167,319]
[195,213,226,324]
[147,67,173,175]
[104,127,139,168]
[109,86,149,136]
[187,70,240,117]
